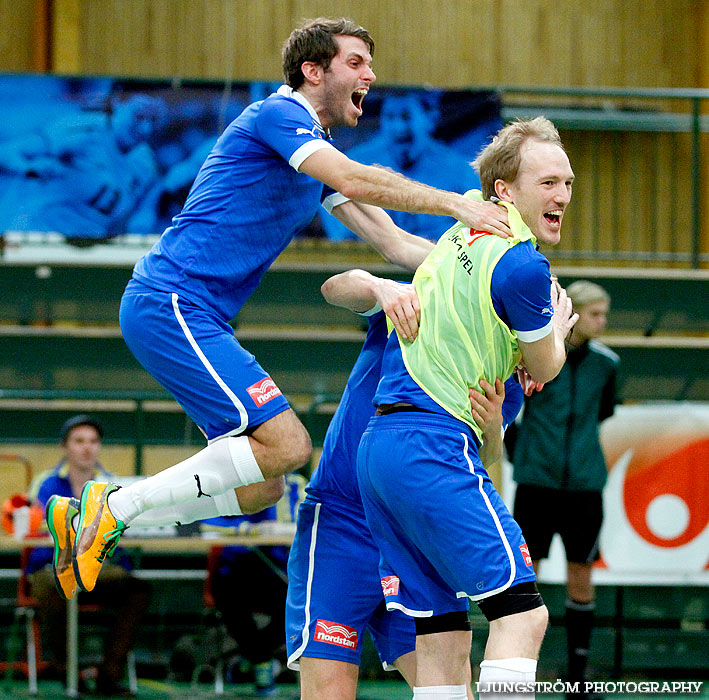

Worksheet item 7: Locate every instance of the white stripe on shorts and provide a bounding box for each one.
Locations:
[384,601,433,618]
[460,432,517,601]
[287,501,321,671]
[171,293,249,435]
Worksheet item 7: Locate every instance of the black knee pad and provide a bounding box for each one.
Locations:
[414,610,472,636]
[476,581,545,622]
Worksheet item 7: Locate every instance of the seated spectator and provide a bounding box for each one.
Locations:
[206,473,304,697]
[26,415,151,697]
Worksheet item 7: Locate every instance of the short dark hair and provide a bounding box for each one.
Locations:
[282,17,374,89]
[60,414,104,444]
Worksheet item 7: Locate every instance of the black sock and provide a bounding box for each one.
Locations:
[565,597,595,682]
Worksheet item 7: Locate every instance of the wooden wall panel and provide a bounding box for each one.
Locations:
[52,0,80,73]
[0,0,40,72]
[491,0,698,89]
[0,0,704,264]
[547,130,695,266]
[56,0,295,80]
[42,0,700,88]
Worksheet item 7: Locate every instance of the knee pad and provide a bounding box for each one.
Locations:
[414,610,472,636]
[477,581,545,622]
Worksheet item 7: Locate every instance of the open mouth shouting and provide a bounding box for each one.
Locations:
[544,209,563,229]
[351,87,368,115]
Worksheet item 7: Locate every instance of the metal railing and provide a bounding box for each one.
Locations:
[0,389,176,475]
[0,389,333,474]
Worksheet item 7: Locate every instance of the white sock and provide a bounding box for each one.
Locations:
[478,658,537,699]
[109,436,262,524]
[130,488,242,527]
[412,686,467,699]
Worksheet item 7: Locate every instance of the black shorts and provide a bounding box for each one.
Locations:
[513,484,603,564]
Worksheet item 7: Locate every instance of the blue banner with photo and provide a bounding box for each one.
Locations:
[0,75,501,242]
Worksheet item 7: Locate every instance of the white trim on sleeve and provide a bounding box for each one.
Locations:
[514,317,553,343]
[321,191,350,214]
[289,139,334,171]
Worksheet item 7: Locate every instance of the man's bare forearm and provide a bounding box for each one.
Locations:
[321,269,422,342]
[332,201,434,270]
[339,163,463,217]
[320,269,381,313]
[301,148,511,237]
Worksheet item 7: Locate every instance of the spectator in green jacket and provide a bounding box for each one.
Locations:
[511,280,619,700]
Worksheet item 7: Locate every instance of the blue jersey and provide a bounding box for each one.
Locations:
[287,307,417,671]
[375,241,551,416]
[287,302,523,665]
[306,304,523,507]
[307,309,387,511]
[133,86,339,322]
[501,376,525,429]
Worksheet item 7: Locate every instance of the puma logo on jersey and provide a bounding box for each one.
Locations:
[247,378,282,407]
[296,126,325,139]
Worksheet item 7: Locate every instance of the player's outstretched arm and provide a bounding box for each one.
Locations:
[331,200,434,270]
[321,269,421,342]
[300,147,511,237]
[469,378,505,466]
[518,281,578,384]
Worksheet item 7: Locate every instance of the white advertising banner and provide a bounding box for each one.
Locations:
[504,402,709,586]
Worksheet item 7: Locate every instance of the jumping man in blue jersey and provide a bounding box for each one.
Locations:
[47,17,513,598]
[357,118,578,700]
[285,269,524,700]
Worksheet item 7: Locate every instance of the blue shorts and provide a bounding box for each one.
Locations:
[357,412,536,618]
[285,494,416,670]
[119,279,290,440]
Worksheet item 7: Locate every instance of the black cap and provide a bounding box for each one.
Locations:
[60,414,104,442]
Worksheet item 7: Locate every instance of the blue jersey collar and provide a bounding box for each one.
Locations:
[276,85,330,137]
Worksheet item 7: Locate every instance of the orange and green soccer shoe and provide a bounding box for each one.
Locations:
[72,481,127,592]
[45,495,80,600]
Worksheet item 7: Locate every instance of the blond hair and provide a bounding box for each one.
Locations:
[473,117,565,200]
[566,280,610,309]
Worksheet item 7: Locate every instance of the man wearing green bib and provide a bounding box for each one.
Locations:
[357,117,578,700]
